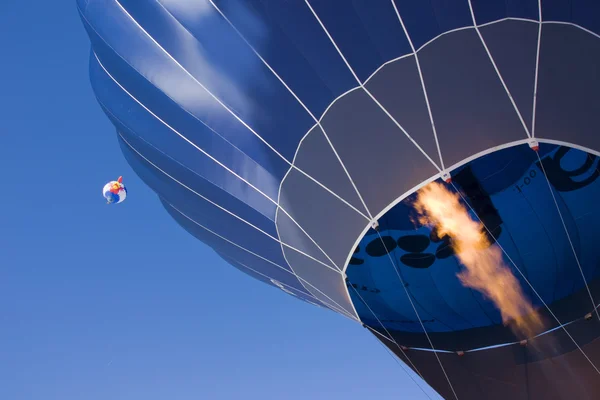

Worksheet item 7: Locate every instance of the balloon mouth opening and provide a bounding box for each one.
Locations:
[345,141,600,352]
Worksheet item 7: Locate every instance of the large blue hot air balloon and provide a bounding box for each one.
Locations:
[78,1,600,398]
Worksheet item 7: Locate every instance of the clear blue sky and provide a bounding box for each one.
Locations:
[0,2,438,399]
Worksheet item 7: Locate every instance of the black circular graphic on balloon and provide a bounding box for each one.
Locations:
[401,253,436,269]
[397,234,430,253]
[349,257,364,265]
[365,236,397,257]
[435,239,455,259]
[349,246,364,265]
[429,226,449,243]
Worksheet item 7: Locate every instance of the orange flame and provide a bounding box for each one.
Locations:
[414,182,543,338]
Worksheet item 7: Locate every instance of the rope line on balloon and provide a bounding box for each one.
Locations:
[356,18,595,87]
[220,255,333,311]
[95,3,372,224]
[530,0,543,139]
[449,182,600,376]
[220,256,360,319]
[347,289,439,400]
[164,202,360,321]
[369,331,436,400]
[303,0,443,174]
[373,230,460,400]
[346,283,427,379]
[466,0,531,139]
[346,286,440,399]
[534,152,600,322]
[398,308,600,355]
[203,0,375,226]
[390,0,445,170]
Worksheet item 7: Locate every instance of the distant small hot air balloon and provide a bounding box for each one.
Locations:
[103,176,127,204]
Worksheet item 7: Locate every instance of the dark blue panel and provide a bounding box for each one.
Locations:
[90,55,279,218]
[542,0,600,35]
[308,0,412,82]
[541,0,572,21]
[207,0,357,117]
[116,0,314,162]
[479,20,538,133]
[393,0,473,50]
[471,0,539,25]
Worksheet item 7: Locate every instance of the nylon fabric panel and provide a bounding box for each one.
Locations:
[275,211,333,269]
[392,0,473,50]
[278,155,370,271]
[277,161,368,270]
[293,125,368,215]
[480,20,539,133]
[281,248,357,319]
[307,0,412,82]
[319,88,438,216]
[470,0,539,25]
[535,24,600,152]
[418,28,528,168]
[542,0,600,35]
[365,55,441,167]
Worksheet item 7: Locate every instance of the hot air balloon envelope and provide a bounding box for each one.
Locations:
[103,176,127,204]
